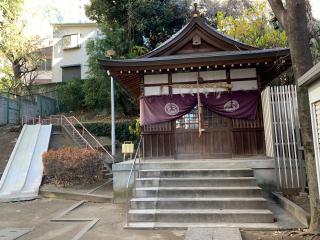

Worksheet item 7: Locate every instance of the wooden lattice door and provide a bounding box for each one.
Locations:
[175,107,232,159]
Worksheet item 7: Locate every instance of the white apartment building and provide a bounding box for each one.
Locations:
[52,22,98,82]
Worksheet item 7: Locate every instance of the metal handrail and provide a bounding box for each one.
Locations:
[126,137,142,189]
[22,115,94,151]
[67,116,114,162]
[22,114,114,163]
[125,136,143,225]
[59,115,95,151]
[21,115,41,125]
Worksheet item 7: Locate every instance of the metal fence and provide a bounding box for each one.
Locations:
[0,93,57,125]
[262,85,306,191]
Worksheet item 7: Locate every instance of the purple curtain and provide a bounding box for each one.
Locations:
[140,94,197,126]
[140,90,260,126]
[201,90,260,120]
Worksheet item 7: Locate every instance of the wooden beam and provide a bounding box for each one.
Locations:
[143,77,257,87]
[168,72,173,94]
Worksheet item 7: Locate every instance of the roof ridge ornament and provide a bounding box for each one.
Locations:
[192,2,200,18]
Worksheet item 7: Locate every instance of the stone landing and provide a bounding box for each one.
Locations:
[185,227,242,240]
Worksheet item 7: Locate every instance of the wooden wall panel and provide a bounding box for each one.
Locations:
[232,129,265,156]
[202,130,232,158]
[231,103,266,156]
[142,133,174,158]
[175,130,202,158]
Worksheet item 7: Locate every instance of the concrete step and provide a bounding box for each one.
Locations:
[103,172,113,179]
[138,159,275,170]
[128,209,274,223]
[139,169,254,178]
[130,197,268,209]
[136,177,257,187]
[125,222,280,229]
[134,187,262,198]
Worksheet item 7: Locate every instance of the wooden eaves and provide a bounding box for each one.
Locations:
[100,49,291,98]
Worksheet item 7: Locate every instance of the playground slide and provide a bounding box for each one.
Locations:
[0,124,52,202]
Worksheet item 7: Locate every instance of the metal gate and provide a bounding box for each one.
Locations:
[262,85,306,191]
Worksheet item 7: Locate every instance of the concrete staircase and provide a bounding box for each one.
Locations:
[126,164,274,229]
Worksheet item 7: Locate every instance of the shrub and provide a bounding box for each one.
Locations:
[57,78,85,112]
[42,147,103,186]
[77,120,140,144]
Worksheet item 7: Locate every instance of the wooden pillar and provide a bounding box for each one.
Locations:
[226,69,231,84]
[168,72,176,158]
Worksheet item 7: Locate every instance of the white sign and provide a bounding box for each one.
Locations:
[164,103,180,116]
[224,100,240,112]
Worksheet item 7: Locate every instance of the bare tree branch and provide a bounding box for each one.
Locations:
[20,67,38,75]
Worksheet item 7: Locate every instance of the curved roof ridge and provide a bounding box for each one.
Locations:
[142,16,257,59]
[141,22,190,58]
[139,22,190,59]
[103,48,289,65]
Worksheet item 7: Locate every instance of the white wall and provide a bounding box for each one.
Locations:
[143,69,258,96]
[230,68,256,79]
[308,79,320,198]
[35,71,53,84]
[308,80,320,103]
[261,87,274,157]
[172,71,227,83]
[52,24,98,83]
[144,74,168,84]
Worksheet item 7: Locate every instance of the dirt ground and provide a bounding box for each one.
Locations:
[0,182,311,240]
[41,180,113,198]
[0,198,185,240]
[241,230,320,240]
[0,125,21,173]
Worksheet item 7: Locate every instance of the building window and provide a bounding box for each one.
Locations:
[62,65,81,82]
[313,101,320,149]
[203,108,228,128]
[176,106,199,129]
[176,106,228,129]
[62,34,80,50]
[38,59,52,71]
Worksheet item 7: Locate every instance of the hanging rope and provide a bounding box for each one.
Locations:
[171,82,231,90]
[159,82,231,95]
[197,73,205,137]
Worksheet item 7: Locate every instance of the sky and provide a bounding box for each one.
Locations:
[22,0,320,40]
[22,0,91,39]
[310,0,320,19]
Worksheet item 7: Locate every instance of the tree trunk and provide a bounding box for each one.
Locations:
[12,60,22,95]
[286,1,320,232]
[268,0,320,232]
